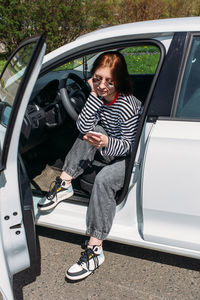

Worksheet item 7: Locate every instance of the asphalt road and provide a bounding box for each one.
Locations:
[13,226,200,300]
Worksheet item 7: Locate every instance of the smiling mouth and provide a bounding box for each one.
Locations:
[98,88,108,93]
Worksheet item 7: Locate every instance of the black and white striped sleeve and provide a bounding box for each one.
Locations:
[100,97,141,157]
[101,114,140,156]
[76,93,103,134]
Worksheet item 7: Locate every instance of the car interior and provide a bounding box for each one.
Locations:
[19,45,160,206]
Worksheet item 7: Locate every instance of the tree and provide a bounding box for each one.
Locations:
[0,0,85,56]
[109,0,198,24]
[0,0,27,55]
[0,0,200,58]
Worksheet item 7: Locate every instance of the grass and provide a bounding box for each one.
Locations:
[121,46,160,74]
[124,52,160,74]
[0,60,6,73]
[0,45,160,75]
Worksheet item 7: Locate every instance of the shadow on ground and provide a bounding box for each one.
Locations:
[13,225,200,299]
[13,231,41,300]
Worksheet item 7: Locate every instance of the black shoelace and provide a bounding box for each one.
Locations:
[47,176,62,200]
[77,248,99,272]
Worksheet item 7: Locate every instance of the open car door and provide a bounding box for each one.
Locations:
[0,35,46,300]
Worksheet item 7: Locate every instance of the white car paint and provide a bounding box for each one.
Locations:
[34,120,200,259]
[143,120,200,251]
[2,17,200,300]
[31,17,200,259]
[0,41,46,300]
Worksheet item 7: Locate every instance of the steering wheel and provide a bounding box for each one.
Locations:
[59,72,90,121]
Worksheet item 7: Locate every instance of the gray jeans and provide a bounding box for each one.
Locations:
[62,126,126,240]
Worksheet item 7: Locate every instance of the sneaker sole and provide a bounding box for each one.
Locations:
[38,191,74,211]
[66,269,93,281]
[65,255,105,281]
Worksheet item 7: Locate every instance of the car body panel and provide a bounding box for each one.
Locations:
[142,120,200,251]
[0,36,46,300]
[34,120,200,260]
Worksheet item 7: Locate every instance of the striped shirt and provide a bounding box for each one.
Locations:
[76,92,142,157]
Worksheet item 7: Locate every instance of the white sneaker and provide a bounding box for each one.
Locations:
[37,176,73,211]
[66,243,105,281]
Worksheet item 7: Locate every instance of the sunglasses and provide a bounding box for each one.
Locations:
[92,77,115,89]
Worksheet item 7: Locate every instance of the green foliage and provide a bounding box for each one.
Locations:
[23,0,85,52]
[0,0,200,58]
[0,0,86,56]
[83,0,113,31]
[0,0,27,55]
[112,0,199,23]
[0,60,6,73]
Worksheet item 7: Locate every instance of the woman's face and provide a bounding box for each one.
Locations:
[92,67,117,102]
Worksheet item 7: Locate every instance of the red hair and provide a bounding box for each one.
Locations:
[91,51,133,95]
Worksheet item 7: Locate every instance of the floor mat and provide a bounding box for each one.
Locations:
[33,164,62,192]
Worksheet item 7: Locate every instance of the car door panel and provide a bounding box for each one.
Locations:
[0,36,46,300]
[142,120,200,251]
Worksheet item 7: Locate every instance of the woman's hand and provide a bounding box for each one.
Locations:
[88,77,98,97]
[83,132,108,148]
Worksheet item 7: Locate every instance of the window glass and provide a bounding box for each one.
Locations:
[0,42,36,127]
[120,45,160,102]
[176,36,200,118]
[121,45,160,74]
[55,58,84,71]
[49,44,160,104]
[54,54,97,72]
[54,46,160,75]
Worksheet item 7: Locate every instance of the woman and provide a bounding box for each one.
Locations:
[38,51,142,280]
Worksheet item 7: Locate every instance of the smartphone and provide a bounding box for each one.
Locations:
[87,131,102,137]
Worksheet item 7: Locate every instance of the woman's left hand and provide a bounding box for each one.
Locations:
[83,132,108,148]
[88,77,98,97]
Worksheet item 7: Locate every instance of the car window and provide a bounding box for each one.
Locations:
[49,44,161,104]
[120,45,160,102]
[120,45,160,74]
[54,54,97,72]
[54,46,161,75]
[0,42,37,126]
[176,36,200,119]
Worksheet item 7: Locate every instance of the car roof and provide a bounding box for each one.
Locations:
[43,17,200,67]
[77,17,200,41]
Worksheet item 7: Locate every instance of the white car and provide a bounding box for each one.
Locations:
[1,16,200,299]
